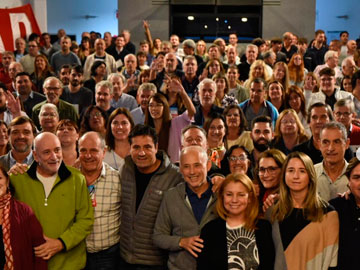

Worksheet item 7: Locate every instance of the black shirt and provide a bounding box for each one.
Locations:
[134,161,162,211]
[330,194,360,270]
[292,137,354,164]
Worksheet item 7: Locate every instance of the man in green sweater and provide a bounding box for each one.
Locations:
[10,132,94,270]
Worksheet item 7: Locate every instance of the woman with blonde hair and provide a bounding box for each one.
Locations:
[267,80,285,113]
[198,173,275,270]
[271,61,290,92]
[244,59,271,89]
[196,40,208,61]
[288,53,307,87]
[272,109,308,154]
[31,54,55,93]
[269,152,338,270]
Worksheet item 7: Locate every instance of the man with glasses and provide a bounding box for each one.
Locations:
[32,76,79,129]
[309,67,353,110]
[333,99,360,150]
[240,78,278,129]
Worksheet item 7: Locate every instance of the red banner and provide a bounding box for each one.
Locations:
[0,4,41,52]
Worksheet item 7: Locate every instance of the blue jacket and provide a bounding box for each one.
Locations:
[239,99,279,128]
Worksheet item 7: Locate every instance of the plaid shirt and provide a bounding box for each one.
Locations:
[86,162,121,253]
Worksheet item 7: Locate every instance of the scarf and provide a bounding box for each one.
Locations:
[0,192,14,270]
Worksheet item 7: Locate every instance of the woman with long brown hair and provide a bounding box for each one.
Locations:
[145,79,195,163]
[269,152,338,270]
[104,108,134,171]
[31,54,55,94]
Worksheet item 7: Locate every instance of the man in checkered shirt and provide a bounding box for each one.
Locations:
[78,131,121,269]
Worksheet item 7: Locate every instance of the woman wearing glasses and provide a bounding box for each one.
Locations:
[144,78,195,163]
[255,149,286,213]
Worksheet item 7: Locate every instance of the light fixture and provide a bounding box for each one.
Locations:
[187,16,194,21]
[241,17,248,22]
[228,26,231,29]
[224,20,228,24]
[216,17,219,21]
[204,25,208,29]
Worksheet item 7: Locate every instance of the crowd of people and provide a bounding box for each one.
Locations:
[0,22,359,270]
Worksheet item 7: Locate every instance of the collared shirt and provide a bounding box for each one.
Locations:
[243,100,271,129]
[110,93,138,111]
[85,162,121,253]
[315,160,349,201]
[185,179,213,224]
[9,150,34,169]
[130,106,145,125]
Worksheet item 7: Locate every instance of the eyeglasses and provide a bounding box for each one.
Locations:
[258,166,279,175]
[40,113,57,118]
[90,112,102,118]
[228,155,248,162]
[334,112,351,117]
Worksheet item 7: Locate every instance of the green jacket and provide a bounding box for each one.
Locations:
[32,99,79,130]
[10,161,94,270]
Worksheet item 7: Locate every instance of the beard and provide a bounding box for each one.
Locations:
[253,140,271,152]
[0,104,7,113]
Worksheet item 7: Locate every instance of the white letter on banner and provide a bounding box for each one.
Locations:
[0,35,5,52]
[9,13,32,48]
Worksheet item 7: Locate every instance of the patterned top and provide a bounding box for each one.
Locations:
[226,223,259,270]
[86,162,121,253]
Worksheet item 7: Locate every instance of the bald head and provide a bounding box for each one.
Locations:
[79,131,105,150]
[34,132,62,177]
[180,145,208,166]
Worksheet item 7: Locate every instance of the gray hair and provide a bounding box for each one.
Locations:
[334,98,356,113]
[95,80,113,95]
[324,50,338,62]
[108,73,125,84]
[246,44,258,53]
[198,78,217,93]
[181,125,207,146]
[39,103,59,118]
[43,76,63,90]
[137,83,157,94]
[320,121,348,141]
[342,56,355,68]
[179,145,208,167]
